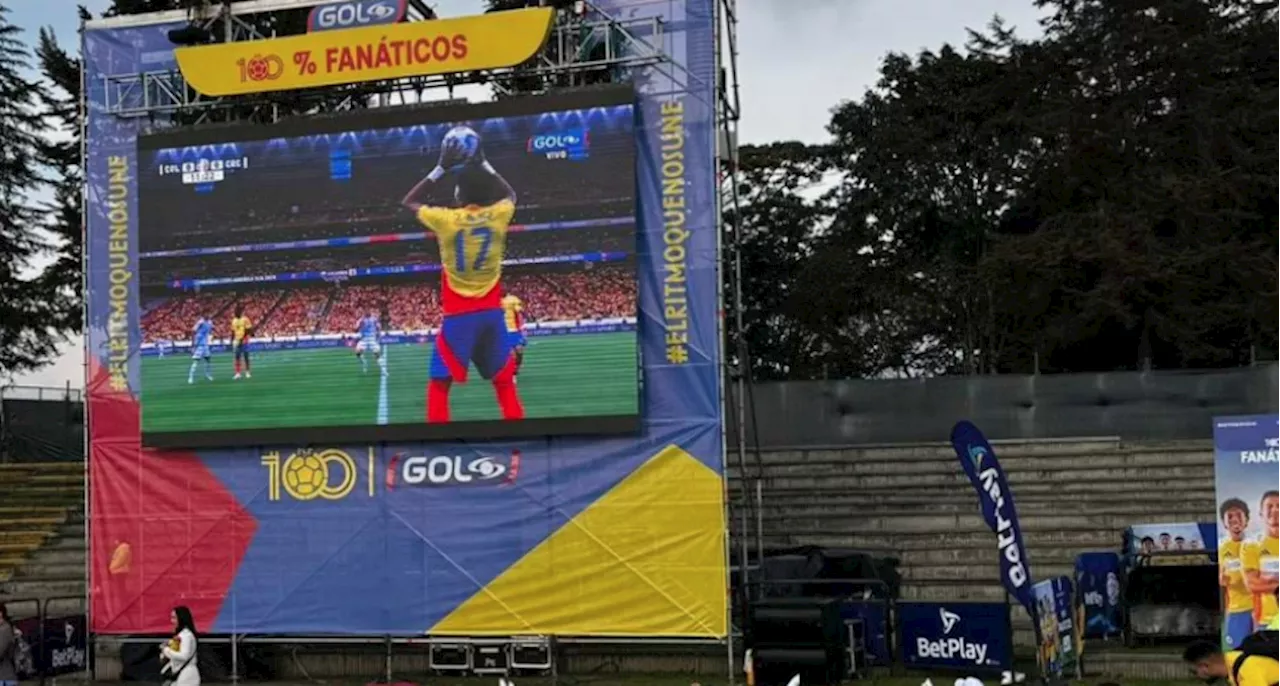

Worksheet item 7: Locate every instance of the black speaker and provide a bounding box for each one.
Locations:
[748,598,845,685]
[119,643,162,682]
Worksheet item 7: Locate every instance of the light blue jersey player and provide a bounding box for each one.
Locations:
[355,312,384,374]
[188,317,214,384]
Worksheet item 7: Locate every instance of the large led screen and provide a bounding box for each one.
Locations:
[137,88,639,447]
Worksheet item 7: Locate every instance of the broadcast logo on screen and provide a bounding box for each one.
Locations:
[386,451,521,489]
[527,129,588,160]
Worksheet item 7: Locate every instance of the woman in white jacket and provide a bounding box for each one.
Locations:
[160,606,200,686]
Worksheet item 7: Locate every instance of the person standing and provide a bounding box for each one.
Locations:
[1223,498,1257,647]
[160,606,200,686]
[0,604,16,686]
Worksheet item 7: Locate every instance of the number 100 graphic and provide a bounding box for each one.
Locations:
[261,448,376,501]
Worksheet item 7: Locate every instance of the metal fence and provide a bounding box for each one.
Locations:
[0,386,85,462]
[728,364,1279,448]
[4,365,1276,461]
[7,595,88,683]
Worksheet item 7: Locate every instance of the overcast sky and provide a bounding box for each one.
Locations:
[9,0,1045,391]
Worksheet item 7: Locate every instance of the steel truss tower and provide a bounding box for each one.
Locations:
[89,0,693,122]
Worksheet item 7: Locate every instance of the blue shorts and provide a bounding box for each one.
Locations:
[431,309,514,382]
[192,344,210,359]
[507,331,527,349]
[1224,610,1255,648]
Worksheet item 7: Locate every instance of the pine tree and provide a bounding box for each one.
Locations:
[35,27,82,337]
[0,3,61,375]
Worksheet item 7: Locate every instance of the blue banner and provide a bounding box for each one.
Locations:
[1075,552,1122,639]
[950,421,1036,619]
[899,601,1012,671]
[40,615,89,677]
[8,614,87,679]
[1033,576,1079,679]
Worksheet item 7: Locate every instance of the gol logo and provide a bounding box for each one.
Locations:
[308,0,407,32]
[386,451,520,489]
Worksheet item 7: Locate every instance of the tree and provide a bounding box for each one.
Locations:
[783,2,1279,378]
[1000,0,1279,371]
[823,32,1047,376]
[0,3,62,375]
[35,27,82,337]
[722,142,831,381]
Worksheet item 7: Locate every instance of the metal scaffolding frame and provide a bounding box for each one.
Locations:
[714,0,758,617]
[89,0,682,122]
[81,0,744,682]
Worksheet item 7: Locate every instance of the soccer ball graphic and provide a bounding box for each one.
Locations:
[442,126,481,166]
[283,454,328,499]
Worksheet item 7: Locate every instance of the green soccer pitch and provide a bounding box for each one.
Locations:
[139,332,638,433]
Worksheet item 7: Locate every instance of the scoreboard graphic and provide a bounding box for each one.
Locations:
[83,0,724,637]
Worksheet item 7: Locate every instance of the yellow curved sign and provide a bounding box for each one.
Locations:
[174,8,554,97]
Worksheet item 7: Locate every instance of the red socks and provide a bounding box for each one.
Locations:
[492,358,524,420]
[427,368,523,423]
[493,378,524,420]
[427,379,451,423]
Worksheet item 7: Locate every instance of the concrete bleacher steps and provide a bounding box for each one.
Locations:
[0,463,85,605]
[727,438,1216,657]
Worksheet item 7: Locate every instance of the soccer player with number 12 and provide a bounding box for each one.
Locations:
[401,126,524,423]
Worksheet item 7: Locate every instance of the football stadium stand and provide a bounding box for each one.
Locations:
[726,438,1219,678]
[255,288,331,338]
[140,265,635,342]
[0,462,85,609]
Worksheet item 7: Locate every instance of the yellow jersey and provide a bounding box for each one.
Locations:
[1225,650,1280,686]
[502,294,523,333]
[1242,536,1280,624]
[416,199,516,313]
[1224,539,1256,613]
[231,316,251,343]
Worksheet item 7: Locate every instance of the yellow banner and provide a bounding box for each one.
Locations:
[174,8,554,97]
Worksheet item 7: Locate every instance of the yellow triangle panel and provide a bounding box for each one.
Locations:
[430,445,727,637]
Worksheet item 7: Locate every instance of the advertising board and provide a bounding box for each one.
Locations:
[1075,552,1122,639]
[307,0,408,33]
[1033,576,1079,679]
[898,602,1012,671]
[1213,415,1279,647]
[84,0,724,637]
